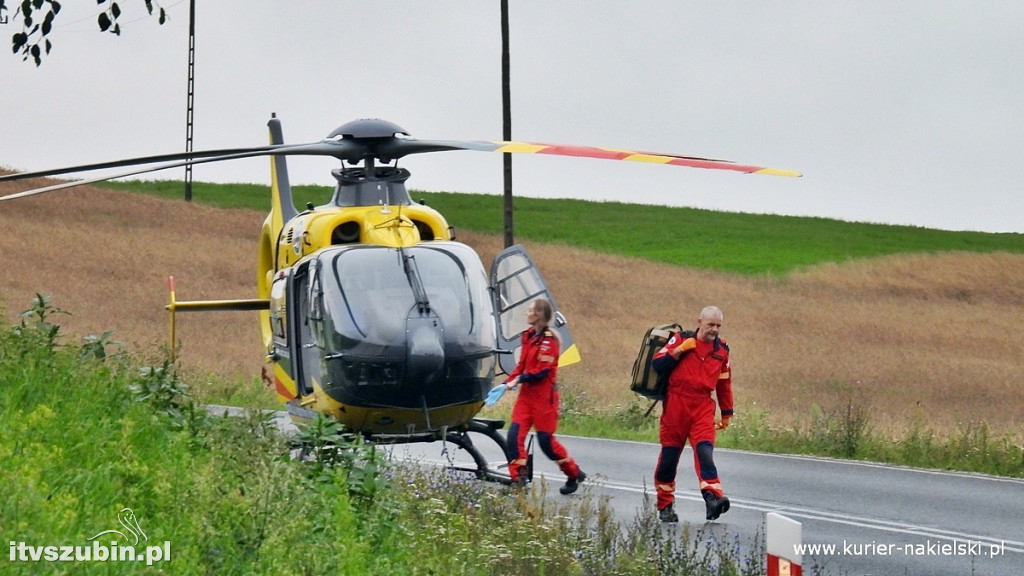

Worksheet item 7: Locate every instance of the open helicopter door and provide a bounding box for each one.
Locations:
[267,261,322,402]
[490,244,581,376]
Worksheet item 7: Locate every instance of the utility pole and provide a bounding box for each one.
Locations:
[183,0,196,201]
[501,0,513,248]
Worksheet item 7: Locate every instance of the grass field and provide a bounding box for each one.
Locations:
[4,175,1023,465]
[98,180,1024,274]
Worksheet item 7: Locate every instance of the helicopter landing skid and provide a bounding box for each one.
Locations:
[294,417,516,485]
[441,418,515,485]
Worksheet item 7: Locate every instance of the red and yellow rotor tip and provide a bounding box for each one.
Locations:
[488,141,801,177]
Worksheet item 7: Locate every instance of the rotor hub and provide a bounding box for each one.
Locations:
[327,119,409,140]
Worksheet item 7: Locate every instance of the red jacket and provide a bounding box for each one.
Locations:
[653,331,733,417]
[507,328,560,388]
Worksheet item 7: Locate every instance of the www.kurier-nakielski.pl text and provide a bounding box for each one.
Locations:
[795,539,1005,558]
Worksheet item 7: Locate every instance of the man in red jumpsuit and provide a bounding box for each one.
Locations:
[503,298,586,494]
[651,305,733,522]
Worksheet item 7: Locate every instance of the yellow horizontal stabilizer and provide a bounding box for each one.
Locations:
[166,299,269,312]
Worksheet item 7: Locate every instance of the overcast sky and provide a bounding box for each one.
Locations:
[3,1,1022,233]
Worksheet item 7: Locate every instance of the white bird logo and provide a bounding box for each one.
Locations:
[87,507,148,546]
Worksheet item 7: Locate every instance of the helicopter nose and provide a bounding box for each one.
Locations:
[406,316,445,382]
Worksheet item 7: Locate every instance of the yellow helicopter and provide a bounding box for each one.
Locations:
[0,115,799,482]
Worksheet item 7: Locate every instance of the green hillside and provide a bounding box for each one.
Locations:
[100,180,1024,275]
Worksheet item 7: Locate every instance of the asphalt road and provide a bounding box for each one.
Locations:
[220,407,1021,575]
[388,430,1024,576]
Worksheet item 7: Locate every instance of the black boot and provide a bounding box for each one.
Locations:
[703,490,730,521]
[559,470,587,495]
[658,504,679,523]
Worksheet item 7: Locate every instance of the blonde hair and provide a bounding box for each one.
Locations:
[532,298,553,325]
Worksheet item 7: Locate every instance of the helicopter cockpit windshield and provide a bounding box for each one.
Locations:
[316,243,495,358]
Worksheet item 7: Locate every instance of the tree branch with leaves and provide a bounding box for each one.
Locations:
[1,0,167,66]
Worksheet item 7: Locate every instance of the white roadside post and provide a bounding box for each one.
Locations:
[766,512,802,575]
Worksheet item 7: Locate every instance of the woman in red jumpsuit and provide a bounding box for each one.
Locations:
[651,305,733,522]
[503,298,586,494]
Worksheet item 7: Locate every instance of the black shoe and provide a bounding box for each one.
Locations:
[658,504,679,523]
[559,470,587,495]
[703,491,730,521]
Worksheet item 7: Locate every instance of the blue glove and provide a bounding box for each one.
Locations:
[484,385,507,407]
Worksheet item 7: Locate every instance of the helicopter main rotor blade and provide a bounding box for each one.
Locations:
[0,146,277,183]
[323,118,801,175]
[2,122,799,202]
[0,142,350,201]
[0,140,369,184]
[399,139,802,177]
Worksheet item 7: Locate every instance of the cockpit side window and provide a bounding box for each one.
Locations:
[307,263,327,349]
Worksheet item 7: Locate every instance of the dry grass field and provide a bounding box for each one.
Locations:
[3,177,1022,441]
